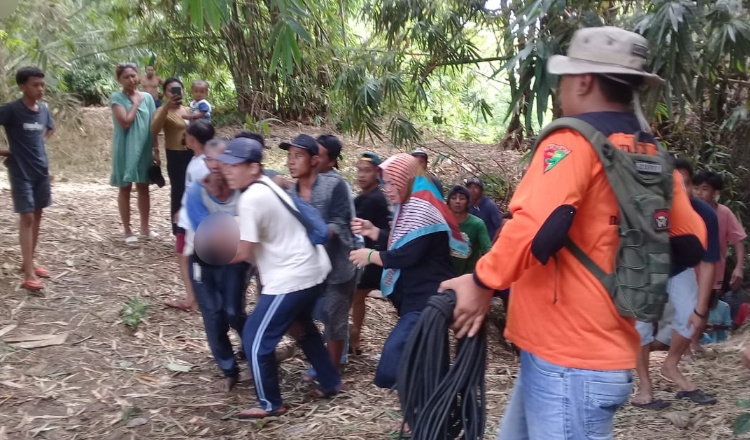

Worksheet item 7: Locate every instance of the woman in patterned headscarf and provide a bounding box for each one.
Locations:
[350,153,467,389]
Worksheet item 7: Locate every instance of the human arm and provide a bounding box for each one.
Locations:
[325,179,353,240]
[0,105,9,156]
[732,240,746,290]
[229,241,255,265]
[690,200,721,332]
[441,130,595,338]
[150,105,168,137]
[185,184,211,232]
[350,234,437,269]
[351,218,381,242]
[112,92,144,131]
[477,221,492,255]
[350,248,383,267]
[726,209,747,290]
[670,173,708,267]
[44,107,55,140]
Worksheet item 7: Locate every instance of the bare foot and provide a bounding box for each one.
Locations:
[391,420,411,435]
[219,376,238,393]
[660,362,695,392]
[238,370,253,383]
[631,381,654,405]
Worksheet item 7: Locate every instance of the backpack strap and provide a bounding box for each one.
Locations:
[530,117,621,292]
[252,180,314,238]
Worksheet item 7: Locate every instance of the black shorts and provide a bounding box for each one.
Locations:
[357,265,383,290]
[9,172,52,214]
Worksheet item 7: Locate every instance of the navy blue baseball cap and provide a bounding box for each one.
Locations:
[279,134,319,156]
[215,138,263,164]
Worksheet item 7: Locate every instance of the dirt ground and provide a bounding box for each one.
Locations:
[1,108,750,439]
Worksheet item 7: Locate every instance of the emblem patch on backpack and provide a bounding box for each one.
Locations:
[653,209,670,231]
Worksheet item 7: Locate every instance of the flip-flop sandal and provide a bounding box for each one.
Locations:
[632,399,671,410]
[310,384,345,399]
[236,405,288,419]
[140,231,159,239]
[22,280,44,291]
[125,236,139,245]
[676,389,717,405]
[34,267,50,278]
[165,298,196,312]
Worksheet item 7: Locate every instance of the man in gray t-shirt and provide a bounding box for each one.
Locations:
[282,134,357,373]
[0,67,55,291]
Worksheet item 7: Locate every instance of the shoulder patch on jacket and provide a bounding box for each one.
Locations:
[543,144,571,173]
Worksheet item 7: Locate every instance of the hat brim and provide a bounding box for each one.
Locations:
[279,142,315,153]
[214,154,247,165]
[547,55,664,86]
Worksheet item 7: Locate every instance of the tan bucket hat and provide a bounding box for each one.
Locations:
[547,26,663,86]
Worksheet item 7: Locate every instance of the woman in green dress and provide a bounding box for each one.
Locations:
[110,63,158,244]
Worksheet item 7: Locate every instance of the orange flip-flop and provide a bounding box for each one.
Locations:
[34,267,50,278]
[22,280,44,291]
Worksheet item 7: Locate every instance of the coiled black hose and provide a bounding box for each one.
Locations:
[396,290,487,440]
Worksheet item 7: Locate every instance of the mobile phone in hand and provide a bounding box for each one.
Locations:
[171,86,182,97]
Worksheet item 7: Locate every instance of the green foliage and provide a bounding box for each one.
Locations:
[244,114,282,137]
[121,297,150,329]
[61,61,118,105]
[735,413,750,435]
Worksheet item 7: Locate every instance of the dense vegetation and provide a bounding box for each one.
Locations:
[2,0,750,215]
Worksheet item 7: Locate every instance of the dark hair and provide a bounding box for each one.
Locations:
[16,67,45,86]
[115,62,138,79]
[163,77,184,92]
[594,74,644,105]
[186,120,216,145]
[693,170,724,191]
[234,131,265,148]
[673,157,694,178]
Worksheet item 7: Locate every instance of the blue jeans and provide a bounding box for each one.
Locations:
[498,351,633,440]
[373,311,421,389]
[190,260,250,378]
[243,284,341,411]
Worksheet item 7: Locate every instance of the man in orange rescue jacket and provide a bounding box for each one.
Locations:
[439,26,708,439]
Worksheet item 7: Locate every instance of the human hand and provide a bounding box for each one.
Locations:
[169,93,182,108]
[152,152,161,167]
[349,248,372,268]
[438,274,494,339]
[688,311,707,337]
[0,149,10,157]
[131,92,144,107]
[351,218,378,240]
[731,267,744,291]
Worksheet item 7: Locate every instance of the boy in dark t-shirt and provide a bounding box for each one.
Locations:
[0,67,55,291]
[349,152,390,355]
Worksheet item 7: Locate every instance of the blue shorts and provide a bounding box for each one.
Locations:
[9,172,52,214]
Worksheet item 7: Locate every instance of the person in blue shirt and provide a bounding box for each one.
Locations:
[706,296,732,343]
[0,67,55,292]
[466,177,503,240]
[634,158,720,408]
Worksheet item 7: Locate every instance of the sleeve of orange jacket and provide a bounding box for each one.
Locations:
[669,170,708,266]
[474,130,596,290]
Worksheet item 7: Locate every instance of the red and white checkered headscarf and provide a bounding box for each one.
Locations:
[379,153,420,203]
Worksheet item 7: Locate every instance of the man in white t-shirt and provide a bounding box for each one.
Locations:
[217,137,342,419]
